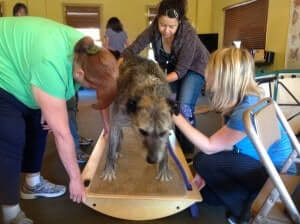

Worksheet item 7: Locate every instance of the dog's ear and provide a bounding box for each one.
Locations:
[167,98,180,115]
[126,97,140,114]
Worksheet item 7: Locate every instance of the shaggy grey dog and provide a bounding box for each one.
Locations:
[102,55,174,181]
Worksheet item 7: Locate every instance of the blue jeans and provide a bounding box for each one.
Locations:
[170,70,205,111]
[170,70,205,153]
[67,94,80,151]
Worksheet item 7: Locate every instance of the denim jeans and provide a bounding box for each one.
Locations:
[170,70,205,111]
[67,94,80,151]
[170,70,205,153]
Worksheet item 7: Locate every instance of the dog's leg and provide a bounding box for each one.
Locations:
[115,129,123,159]
[156,148,173,181]
[101,105,130,181]
[101,125,121,181]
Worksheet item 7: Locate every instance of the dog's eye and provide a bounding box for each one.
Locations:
[159,131,167,137]
[139,128,148,136]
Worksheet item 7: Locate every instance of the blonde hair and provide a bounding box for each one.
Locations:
[205,47,263,113]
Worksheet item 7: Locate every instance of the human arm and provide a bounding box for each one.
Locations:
[191,173,206,191]
[103,29,110,49]
[122,23,154,57]
[166,71,179,83]
[124,31,130,48]
[117,57,124,67]
[32,86,85,203]
[100,107,110,137]
[91,104,110,137]
[172,22,208,79]
[172,114,246,154]
[40,113,52,131]
[173,34,198,79]
[103,36,109,49]
[124,38,130,48]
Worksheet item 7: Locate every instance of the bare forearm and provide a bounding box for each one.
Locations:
[173,114,220,154]
[103,37,109,49]
[53,132,81,180]
[101,107,109,121]
[32,86,85,202]
[100,107,110,134]
[117,57,124,67]
[166,72,178,83]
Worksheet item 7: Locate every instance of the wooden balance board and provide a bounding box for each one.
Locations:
[81,128,202,220]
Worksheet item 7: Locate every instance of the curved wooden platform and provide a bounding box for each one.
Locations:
[81,129,202,221]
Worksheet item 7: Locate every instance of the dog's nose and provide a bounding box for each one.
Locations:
[146,156,156,164]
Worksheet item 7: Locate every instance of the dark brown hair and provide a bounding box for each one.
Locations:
[74,37,118,109]
[13,3,28,16]
[106,17,123,33]
[157,0,187,21]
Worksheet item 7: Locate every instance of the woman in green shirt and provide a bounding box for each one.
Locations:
[0,17,117,224]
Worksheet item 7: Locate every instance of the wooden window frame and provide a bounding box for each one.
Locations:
[223,0,269,49]
[145,5,157,60]
[63,3,102,29]
[146,5,157,25]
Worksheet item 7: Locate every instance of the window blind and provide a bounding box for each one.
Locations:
[65,6,100,28]
[223,0,268,49]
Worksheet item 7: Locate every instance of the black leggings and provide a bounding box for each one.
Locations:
[0,88,48,204]
[193,151,268,220]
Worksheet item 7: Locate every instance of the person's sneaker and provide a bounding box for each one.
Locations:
[10,210,33,224]
[227,216,249,224]
[79,136,93,146]
[20,176,66,200]
[227,216,238,224]
[77,150,90,163]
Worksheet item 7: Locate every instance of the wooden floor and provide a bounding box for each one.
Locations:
[18,89,227,224]
[15,89,300,223]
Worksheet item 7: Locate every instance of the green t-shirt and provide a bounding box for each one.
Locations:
[0,17,84,109]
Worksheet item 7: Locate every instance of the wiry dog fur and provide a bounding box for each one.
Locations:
[102,55,173,181]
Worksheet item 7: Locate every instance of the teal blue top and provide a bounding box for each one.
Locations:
[226,95,296,173]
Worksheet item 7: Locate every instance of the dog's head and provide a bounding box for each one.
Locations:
[127,95,172,164]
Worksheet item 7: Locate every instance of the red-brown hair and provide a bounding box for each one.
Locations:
[74,37,118,109]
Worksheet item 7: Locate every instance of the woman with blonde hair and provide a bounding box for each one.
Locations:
[173,47,294,223]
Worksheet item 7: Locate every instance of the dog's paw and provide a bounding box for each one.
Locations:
[155,169,173,182]
[101,167,116,181]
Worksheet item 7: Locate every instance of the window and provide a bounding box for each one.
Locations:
[147,6,157,61]
[223,0,268,49]
[64,5,101,46]
[148,6,157,25]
